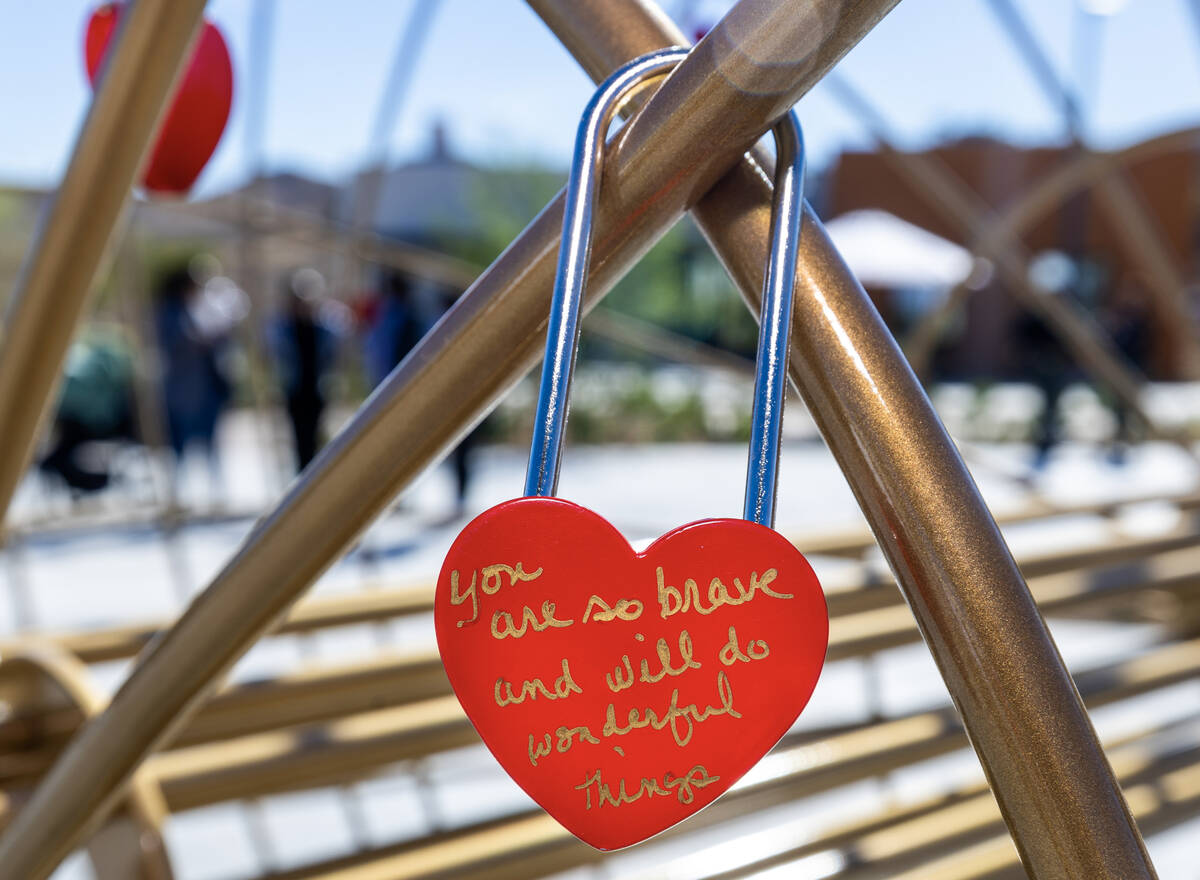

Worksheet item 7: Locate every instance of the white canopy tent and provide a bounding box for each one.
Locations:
[823,209,976,290]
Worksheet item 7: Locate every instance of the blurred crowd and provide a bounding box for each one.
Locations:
[37,258,476,512]
[34,245,1158,513]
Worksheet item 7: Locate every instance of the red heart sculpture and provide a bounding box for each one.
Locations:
[435,497,828,850]
[84,3,233,195]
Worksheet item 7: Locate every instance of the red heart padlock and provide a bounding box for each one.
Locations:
[436,497,827,850]
[437,49,820,850]
[84,3,233,195]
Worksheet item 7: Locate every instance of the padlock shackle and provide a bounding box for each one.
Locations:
[745,113,805,527]
[525,47,690,500]
[525,47,806,530]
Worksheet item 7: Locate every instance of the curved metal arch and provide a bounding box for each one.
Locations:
[0,644,173,880]
[0,2,909,877]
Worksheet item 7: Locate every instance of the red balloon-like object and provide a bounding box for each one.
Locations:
[85,3,233,195]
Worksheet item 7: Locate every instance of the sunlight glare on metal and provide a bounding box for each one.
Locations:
[744,851,845,880]
[732,740,836,790]
[625,824,830,880]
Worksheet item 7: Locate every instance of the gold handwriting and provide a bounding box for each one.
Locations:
[555,724,600,753]
[583,594,644,623]
[450,563,543,626]
[639,630,700,683]
[719,625,770,665]
[528,733,552,767]
[604,630,700,693]
[656,567,792,619]
[526,723,603,765]
[495,659,581,707]
[491,601,573,639]
[606,654,635,693]
[574,764,721,809]
[602,670,741,747]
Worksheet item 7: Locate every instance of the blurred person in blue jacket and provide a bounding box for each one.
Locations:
[154,262,245,493]
[364,270,477,516]
[363,271,437,387]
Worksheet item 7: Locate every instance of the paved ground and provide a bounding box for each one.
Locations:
[6,411,1200,879]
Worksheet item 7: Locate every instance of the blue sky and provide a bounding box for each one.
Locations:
[1,0,1198,196]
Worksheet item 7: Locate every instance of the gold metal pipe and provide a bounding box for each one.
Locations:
[0,1,901,876]
[141,195,481,290]
[0,646,173,880]
[1090,167,1200,378]
[0,0,209,517]
[902,279,971,379]
[530,1,1154,877]
[979,127,1200,256]
[586,306,758,375]
[707,143,1157,880]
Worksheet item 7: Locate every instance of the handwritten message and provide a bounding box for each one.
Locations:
[450,560,790,805]
[434,500,828,850]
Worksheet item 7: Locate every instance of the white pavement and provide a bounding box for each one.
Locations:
[4,420,1199,879]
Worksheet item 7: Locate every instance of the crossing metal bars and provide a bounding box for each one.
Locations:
[0,0,1159,878]
[532,1,1155,876]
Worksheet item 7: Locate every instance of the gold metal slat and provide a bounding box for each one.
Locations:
[0,522,1191,768]
[880,763,1200,880]
[10,502,1194,668]
[699,726,1198,880]
[147,637,1200,815]
[252,640,1200,880]
[1,502,1197,809]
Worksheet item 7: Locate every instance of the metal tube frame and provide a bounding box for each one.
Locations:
[0,0,209,517]
[533,2,1154,877]
[0,1,1158,878]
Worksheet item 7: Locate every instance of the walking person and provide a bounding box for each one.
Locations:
[269,269,342,472]
[364,270,478,516]
[154,262,244,500]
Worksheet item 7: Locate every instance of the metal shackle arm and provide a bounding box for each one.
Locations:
[743,113,803,527]
[525,48,690,498]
